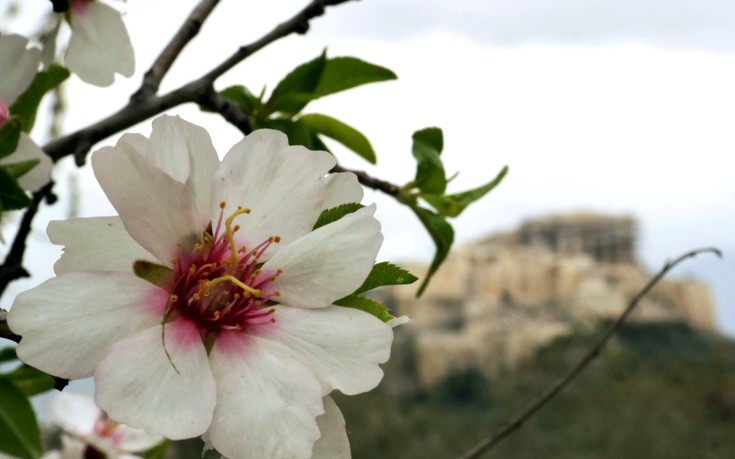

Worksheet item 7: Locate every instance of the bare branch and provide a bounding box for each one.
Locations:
[332,164,401,196]
[0,183,57,296]
[0,309,21,343]
[131,0,222,101]
[457,247,723,459]
[203,0,357,82]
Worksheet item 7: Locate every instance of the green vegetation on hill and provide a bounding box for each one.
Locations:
[335,321,735,458]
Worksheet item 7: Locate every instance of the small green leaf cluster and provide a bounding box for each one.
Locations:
[218,50,397,164]
[314,205,418,322]
[0,64,69,213]
[399,127,509,295]
[0,347,53,459]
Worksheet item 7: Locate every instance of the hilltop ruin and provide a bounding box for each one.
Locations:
[379,212,716,392]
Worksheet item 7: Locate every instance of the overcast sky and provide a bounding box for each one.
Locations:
[2,0,733,333]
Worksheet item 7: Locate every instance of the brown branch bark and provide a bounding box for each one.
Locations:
[457,246,723,459]
[131,0,222,101]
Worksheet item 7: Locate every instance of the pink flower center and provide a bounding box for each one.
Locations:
[0,99,9,127]
[70,0,89,16]
[165,202,282,337]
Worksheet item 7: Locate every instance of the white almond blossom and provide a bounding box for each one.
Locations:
[64,0,135,86]
[9,116,393,458]
[0,34,52,192]
[42,392,163,459]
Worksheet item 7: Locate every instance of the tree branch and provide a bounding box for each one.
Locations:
[0,183,57,297]
[0,309,21,343]
[131,0,222,102]
[457,246,723,459]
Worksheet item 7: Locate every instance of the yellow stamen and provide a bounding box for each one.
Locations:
[204,274,261,298]
[225,207,251,264]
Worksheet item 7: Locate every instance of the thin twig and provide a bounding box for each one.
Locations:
[0,183,56,296]
[203,0,355,82]
[131,0,222,102]
[457,247,723,459]
[333,164,401,196]
[0,309,21,343]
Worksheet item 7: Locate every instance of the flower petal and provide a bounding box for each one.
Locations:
[312,396,351,459]
[8,272,165,379]
[145,116,219,218]
[0,34,40,104]
[205,331,324,459]
[65,2,134,86]
[48,216,155,274]
[50,392,100,436]
[264,205,382,308]
[0,133,52,191]
[95,320,216,439]
[213,129,335,256]
[264,306,392,395]
[322,172,363,209]
[92,141,202,263]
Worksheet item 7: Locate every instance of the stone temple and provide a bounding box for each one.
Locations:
[378,211,716,393]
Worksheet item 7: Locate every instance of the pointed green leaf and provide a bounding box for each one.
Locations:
[314,56,397,98]
[0,168,30,211]
[259,118,328,152]
[355,262,418,294]
[267,51,327,115]
[313,203,363,230]
[0,119,22,158]
[133,260,174,289]
[2,365,54,397]
[422,165,509,217]
[10,64,70,132]
[299,113,376,164]
[266,53,396,116]
[2,160,40,180]
[412,127,446,194]
[0,378,42,459]
[334,294,395,322]
[411,205,454,296]
[219,85,263,113]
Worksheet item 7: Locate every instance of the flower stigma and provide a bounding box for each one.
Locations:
[162,201,283,346]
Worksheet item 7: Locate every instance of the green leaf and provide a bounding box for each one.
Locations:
[411,205,454,296]
[141,440,169,459]
[266,53,396,116]
[355,262,418,294]
[412,127,446,194]
[422,165,509,217]
[133,260,174,289]
[0,119,22,158]
[10,64,70,132]
[2,159,40,180]
[259,118,327,152]
[313,203,363,230]
[267,51,327,115]
[0,167,30,211]
[2,365,54,397]
[0,378,42,459]
[0,347,17,364]
[334,294,395,323]
[299,113,376,164]
[219,85,263,113]
[313,56,397,99]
